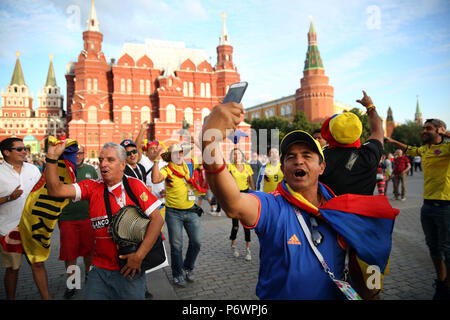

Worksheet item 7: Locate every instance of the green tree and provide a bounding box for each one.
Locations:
[249,116,291,153]
[384,121,422,154]
[292,110,322,133]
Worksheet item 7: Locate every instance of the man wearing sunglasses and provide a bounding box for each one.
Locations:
[0,137,42,299]
[120,139,148,185]
[385,119,450,300]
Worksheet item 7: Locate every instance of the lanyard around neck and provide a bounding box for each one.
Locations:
[294,206,349,281]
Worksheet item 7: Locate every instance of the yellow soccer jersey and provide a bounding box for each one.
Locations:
[262,162,284,193]
[160,162,195,210]
[228,163,253,191]
[406,141,450,200]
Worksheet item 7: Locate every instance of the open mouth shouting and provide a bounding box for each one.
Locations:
[294,169,307,178]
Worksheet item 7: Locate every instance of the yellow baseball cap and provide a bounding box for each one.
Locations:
[329,113,362,145]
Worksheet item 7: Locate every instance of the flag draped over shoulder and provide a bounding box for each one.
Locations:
[276,180,399,280]
[14,137,78,264]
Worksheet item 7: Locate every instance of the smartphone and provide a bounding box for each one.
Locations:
[222,81,248,104]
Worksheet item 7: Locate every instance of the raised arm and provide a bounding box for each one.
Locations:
[202,103,260,227]
[384,137,408,152]
[45,141,77,199]
[356,90,384,144]
[151,147,165,184]
[135,121,149,163]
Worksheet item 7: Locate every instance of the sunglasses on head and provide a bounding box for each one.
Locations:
[126,149,138,156]
[10,147,26,152]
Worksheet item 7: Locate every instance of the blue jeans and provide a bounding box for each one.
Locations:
[165,207,202,278]
[84,266,146,300]
[421,201,450,269]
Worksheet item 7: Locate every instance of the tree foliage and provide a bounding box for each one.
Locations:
[249,110,321,153]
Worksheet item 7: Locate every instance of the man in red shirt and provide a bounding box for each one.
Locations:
[45,142,163,300]
[392,149,411,201]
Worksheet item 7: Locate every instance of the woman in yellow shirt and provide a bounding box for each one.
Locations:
[227,148,255,261]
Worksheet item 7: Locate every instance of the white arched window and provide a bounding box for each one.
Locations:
[87,78,92,92]
[146,80,151,95]
[189,82,194,97]
[121,79,126,93]
[184,107,193,125]
[206,83,211,98]
[127,79,132,94]
[93,79,98,93]
[140,80,144,95]
[281,105,286,116]
[88,106,97,123]
[200,83,205,97]
[166,104,176,123]
[183,82,188,96]
[122,106,131,124]
[201,108,210,123]
[141,106,151,123]
[286,104,292,116]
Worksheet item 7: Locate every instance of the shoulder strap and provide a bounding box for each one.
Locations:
[122,175,140,206]
[103,184,113,223]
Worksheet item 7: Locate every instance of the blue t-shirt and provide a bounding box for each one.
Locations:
[249,191,346,300]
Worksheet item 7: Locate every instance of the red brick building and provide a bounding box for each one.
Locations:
[66,3,249,159]
[0,52,65,152]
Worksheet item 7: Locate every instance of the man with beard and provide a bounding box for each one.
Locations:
[386,119,450,300]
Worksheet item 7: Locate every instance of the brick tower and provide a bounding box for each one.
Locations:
[295,18,334,123]
[386,106,395,138]
[66,0,114,159]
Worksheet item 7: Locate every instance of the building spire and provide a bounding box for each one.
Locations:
[304,16,324,71]
[219,12,230,45]
[415,95,423,125]
[86,0,100,32]
[45,54,57,87]
[10,51,26,86]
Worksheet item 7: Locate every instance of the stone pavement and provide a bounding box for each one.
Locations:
[0,170,438,300]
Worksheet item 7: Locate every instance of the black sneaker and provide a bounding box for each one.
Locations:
[63,288,77,300]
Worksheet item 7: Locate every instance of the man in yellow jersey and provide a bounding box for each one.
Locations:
[227,148,255,260]
[386,118,450,300]
[151,144,205,287]
[256,147,284,193]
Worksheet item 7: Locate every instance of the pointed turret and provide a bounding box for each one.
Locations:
[86,0,100,32]
[10,51,26,86]
[304,16,324,71]
[414,95,422,125]
[45,54,57,87]
[219,12,230,45]
[387,106,393,121]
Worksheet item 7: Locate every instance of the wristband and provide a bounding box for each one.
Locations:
[5,195,10,202]
[45,157,58,164]
[366,104,376,112]
[204,160,226,175]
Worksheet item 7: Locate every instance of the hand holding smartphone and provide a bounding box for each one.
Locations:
[222,81,248,104]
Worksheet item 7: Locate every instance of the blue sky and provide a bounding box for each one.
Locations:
[1,0,449,126]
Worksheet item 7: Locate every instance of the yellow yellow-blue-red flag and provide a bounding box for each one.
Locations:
[18,136,78,264]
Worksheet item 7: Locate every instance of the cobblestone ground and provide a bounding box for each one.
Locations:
[0,171,438,300]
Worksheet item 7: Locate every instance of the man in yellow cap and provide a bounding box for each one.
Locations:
[319,90,384,196]
[318,90,384,299]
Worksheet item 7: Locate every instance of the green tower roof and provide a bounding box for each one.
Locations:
[45,54,57,87]
[10,51,26,86]
[415,96,421,114]
[304,19,324,71]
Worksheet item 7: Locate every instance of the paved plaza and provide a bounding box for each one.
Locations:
[0,170,439,300]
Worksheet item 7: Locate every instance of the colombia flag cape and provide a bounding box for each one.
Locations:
[276,181,399,278]
[17,137,78,264]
